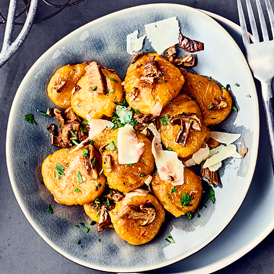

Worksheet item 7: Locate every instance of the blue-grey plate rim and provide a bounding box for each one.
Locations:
[6,3,259,273]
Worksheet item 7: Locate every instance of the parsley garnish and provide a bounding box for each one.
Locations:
[90,221,96,226]
[167,147,172,151]
[96,211,101,217]
[171,187,176,193]
[106,141,115,150]
[82,149,89,157]
[109,77,118,83]
[24,114,36,124]
[164,80,167,83]
[81,121,89,125]
[92,86,97,91]
[77,171,83,184]
[47,204,53,213]
[74,188,80,193]
[232,105,238,112]
[84,227,90,233]
[187,212,192,220]
[91,157,98,166]
[160,114,170,125]
[55,163,64,175]
[138,173,146,177]
[108,89,114,93]
[99,168,104,176]
[165,236,175,243]
[77,240,81,244]
[209,186,215,203]
[109,123,118,130]
[71,139,79,146]
[181,193,194,207]
[40,111,47,116]
[207,105,213,109]
[197,213,201,218]
[246,94,251,98]
[106,198,110,207]
[235,83,240,87]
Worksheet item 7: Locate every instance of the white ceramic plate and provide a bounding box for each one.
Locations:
[6,4,259,273]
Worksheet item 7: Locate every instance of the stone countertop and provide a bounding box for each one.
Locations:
[0,0,273,273]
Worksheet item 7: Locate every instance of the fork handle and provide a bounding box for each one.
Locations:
[261,80,274,166]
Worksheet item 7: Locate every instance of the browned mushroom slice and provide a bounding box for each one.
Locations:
[98,204,112,232]
[83,146,98,179]
[201,166,219,185]
[175,54,195,67]
[165,45,176,63]
[178,33,204,52]
[46,108,54,116]
[118,202,156,226]
[240,138,248,157]
[58,120,80,148]
[127,87,139,101]
[46,124,58,135]
[133,112,155,124]
[53,80,67,93]
[107,191,124,203]
[180,67,188,78]
[54,109,65,127]
[130,52,146,64]
[208,97,228,110]
[207,137,220,149]
[64,107,81,122]
[50,135,59,146]
[104,155,112,173]
[140,56,162,84]
[170,113,202,147]
[85,61,106,94]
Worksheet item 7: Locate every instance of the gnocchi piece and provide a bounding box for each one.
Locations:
[152,168,203,217]
[41,145,106,205]
[124,53,185,116]
[47,63,89,109]
[182,73,232,125]
[109,190,165,245]
[158,93,208,158]
[71,62,124,119]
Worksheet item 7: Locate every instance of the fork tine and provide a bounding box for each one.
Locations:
[246,0,260,42]
[265,0,274,37]
[256,0,269,41]
[237,0,250,45]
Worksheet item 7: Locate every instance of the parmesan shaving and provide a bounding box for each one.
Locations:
[144,17,180,54]
[148,123,184,186]
[127,30,146,55]
[86,116,113,140]
[208,161,222,172]
[210,131,241,144]
[118,124,144,164]
[192,145,209,164]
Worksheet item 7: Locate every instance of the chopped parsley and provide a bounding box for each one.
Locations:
[70,131,78,138]
[181,193,194,207]
[207,105,213,109]
[165,236,175,243]
[199,81,203,85]
[164,80,167,83]
[232,105,238,112]
[40,110,47,116]
[99,168,104,176]
[55,163,64,175]
[92,86,97,91]
[47,204,53,213]
[71,139,79,146]
[77,171,83,184]
[81,121,89,125]
[246,94,251,98]
[167,147,172,151]
[106,141,115,150]
[90,221,96,226]
[109,77,118,83]
[109,123,118,130]
[77,240,81,244]
[84,227,90,233]
[91,157,98,166]
[74,188,81,193]
[197,213,201,218]
[209,186,215,203]
[24,114,36,124]
[82,149,89,157]
[106,198,110,207]
[187,212,192,220]
[160,114,170,125]
[138,173,146,177]
[235,83,240,87]
[171,187,177,193]
[107,89,115,93]
[96,211,101,217]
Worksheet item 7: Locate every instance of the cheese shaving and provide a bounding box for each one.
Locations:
[127,30,146,55]
[144,17,180,54]
[148,123,184,186]
[210,131,241,144]
[118,124,144,164]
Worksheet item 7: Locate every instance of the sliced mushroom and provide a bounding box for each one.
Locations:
[133,112,155,124]
[83,146,98,179]
[207,137,220,149]
[46,124,58,135]
[85,61,106,94]
[54,109,65,127]
[53,80,67,93]
[58,120,80,148]
[170,113,202,147]
[180,67,188,79]
[240,138,248,158]
[201,166,219,185]
[127,87,139,101]
[118,202,156,226]
[104,154,112,173]
[50,135,59,146]
[178,33,204,52]
[64,107,81,122]
[46,108,54,116]
[208,97,228,110]
[98,204,112,232]
[165,45,176,63]
[140,56,162,85]
[175,54,195,67]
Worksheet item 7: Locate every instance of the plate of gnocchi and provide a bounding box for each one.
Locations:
[6,3,259,272]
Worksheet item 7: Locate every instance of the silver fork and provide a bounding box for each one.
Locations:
[238,0,274,167]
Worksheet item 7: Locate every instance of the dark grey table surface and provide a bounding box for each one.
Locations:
[1,0,273,273]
